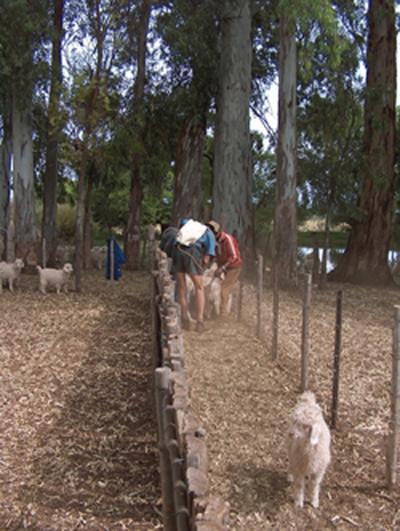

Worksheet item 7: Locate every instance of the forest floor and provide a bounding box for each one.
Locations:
[2,268,400,530]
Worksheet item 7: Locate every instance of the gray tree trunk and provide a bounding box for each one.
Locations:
[12,100,38,260]
[42,0,64,267]
[273,11,298,289]
[171,115,206,226]
[212,0,254,262]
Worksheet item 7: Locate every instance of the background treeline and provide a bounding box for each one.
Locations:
[0,0,398,287]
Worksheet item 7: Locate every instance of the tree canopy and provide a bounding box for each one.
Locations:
[0,0,397,285]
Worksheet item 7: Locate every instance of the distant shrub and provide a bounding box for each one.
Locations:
[57,204,76,242]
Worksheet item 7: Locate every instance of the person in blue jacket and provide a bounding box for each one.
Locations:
[106,236,126,280]
[171,219,216,333]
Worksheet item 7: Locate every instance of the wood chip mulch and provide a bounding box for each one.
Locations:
[3,268,400,531]
[0,269,162,531]
[183,277,400,530]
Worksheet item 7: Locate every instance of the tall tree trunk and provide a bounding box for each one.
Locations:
[273,11,298,289]
[42,0,64,267]
[125,172,143,269]
[74,143,88,292]
[83,179,93,269]
[0,117,11,260]
[125,0,151,270]
[329,0,396,285]
[212,0,254,262]
[12,100,38,261]
[171,114,207,226]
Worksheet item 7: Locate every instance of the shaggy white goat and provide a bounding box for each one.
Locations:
[37,262,73,294]
[287,391,331,508]
[0,258,24,293]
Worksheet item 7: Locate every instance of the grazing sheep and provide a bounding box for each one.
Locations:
[287,391,331,508]
[91,246,107,270]
[0,258,24,293]
[37,262,73,294]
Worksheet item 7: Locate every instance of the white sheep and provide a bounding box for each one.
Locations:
[287,391,331,508]
[0,258,24,293]
[37,262,73,294]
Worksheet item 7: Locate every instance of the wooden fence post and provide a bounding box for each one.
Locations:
[148,224,156,271]
[42,238,47,267]
[237,278,243,321]
[272,265,279,359]
[110,238,115,287]
[301,274,312,391]
[387,305,400,488]
[257,254,263,339]
[331,290,343,429]
[155,367,176,530]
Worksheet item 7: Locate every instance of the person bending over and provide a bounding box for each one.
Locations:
[171,218,216,333]
[207,220,242,318]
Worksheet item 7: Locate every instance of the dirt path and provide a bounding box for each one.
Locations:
[183,280,400,530]
[0,270,162,530]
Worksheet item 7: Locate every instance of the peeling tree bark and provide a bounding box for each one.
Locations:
[12,100,38,261]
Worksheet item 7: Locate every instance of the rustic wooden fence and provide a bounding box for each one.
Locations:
[151,245,230,530]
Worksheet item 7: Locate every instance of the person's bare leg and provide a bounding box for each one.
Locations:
[176,272,189,320]
[190,274,205,320]
[190,274,207,332]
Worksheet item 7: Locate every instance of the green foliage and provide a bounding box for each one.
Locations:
[57,203,77,242]
[0,0,50,110]
[296,1,366,226]
[251,132,277,258]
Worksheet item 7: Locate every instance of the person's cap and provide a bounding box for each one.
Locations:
[207,220,220,234]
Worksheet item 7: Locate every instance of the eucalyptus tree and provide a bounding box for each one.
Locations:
[330,0,396,284]
[42,0,64,267]
[273,0,344,288]
[156,0,221,227]
[0,105,11,258]
[123,0,153,269]
[0,0,50,260]
[296,0,365,287]
[64,0,123,289]
[273,3,297,287]
[212,0,253,259]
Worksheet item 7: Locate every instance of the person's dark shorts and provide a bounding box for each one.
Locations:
[171,244,203,275]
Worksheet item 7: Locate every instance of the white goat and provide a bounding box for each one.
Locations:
[287,391,331,508]
[0,258,24,293]
[37,262,73,294]
[186,262,233,319]
[204,274,222,319]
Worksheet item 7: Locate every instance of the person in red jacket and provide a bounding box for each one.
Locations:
[207,220,242,317]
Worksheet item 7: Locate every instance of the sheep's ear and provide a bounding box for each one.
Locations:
[310,424,320,445]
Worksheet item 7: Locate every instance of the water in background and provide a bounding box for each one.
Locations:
[298,248,400,274]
